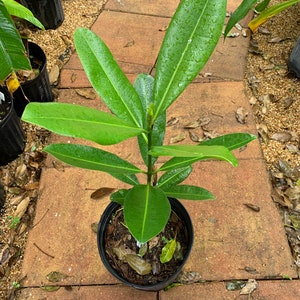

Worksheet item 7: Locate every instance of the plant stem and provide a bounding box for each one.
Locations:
[147,124,153,185]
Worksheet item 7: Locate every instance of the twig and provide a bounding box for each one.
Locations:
[33,242,55,259]
[31,208,49,229]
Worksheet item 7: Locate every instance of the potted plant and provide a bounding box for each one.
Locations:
[22,0,256,290]
[0,0,53,117]
[0,86,25,165]
[0,0,44,164]
[20,0,64,29]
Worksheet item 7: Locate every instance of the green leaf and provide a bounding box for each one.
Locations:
[200,133,256,150]
[249,0,300,32]
[254,0,271,13]
[124,185,170,243]
[74,28,144,127]
[0,1,31,82]
[224,0,257,37]
[153,0,226,120]
[160,238,176,263]
[158,166,192,190]
[3,0,44,29]
[150,145,238,167]
[110,189,129,205]
[163,185,215,200]
[22,102,144,145]
[110,173,139,186]
[44,144,144,174]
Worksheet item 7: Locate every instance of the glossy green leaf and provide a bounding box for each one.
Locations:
[74,28,144,127]
[200,133,256,150]
[0,1,31,82]
[134,74,166,166]
[158,166,192,190]
[44,144,144,174]
[158,133,255,172]
[110,173,139,186]
[124,185,170,243]
[249,0,300,32]
[150,145,238,166]
[110,189,129,205]
[3,0,44,29]
[163,185,215,200]
[160,238,176,263]
[22,102,144,145]
[153,0,226,120]
[224,0,257,37]
[254,0,271,13]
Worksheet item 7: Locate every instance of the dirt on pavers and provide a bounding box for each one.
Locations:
[0,0,299,298]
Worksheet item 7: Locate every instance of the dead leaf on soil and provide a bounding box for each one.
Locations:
[240,278,258,295]
[14,197,30,219]
[167,117,179,127]
[271,132,292,143]
[75,88,96,100]
[170,133,186,144]
[46,271,69,283]
[244,203,260,212]
[184,120,199,129]
[90,187,115,200]
[235,107,248,124]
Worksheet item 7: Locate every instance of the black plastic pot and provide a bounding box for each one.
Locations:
[0,87,26,166]
[21,0,64,29]
[288,36,300,78]
[13,42,54,117]
[97,198,194,291]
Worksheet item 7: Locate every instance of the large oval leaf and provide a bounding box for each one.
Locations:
[22,102,144,145]
[158,166,192,190]
[74,28,144,127]
[3,0,44,29]
[150,145,238,167]
[249,0,300,32]
[163,185,215,201]
[153,0,226,120]
[224,0,257,37]
[200,133,256,150]
[124,185,170,243]
[0,1,31,82]
[44,143,144,174]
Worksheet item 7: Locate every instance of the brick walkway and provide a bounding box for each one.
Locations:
[19,1,300,299]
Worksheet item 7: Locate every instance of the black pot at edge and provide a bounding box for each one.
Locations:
[21,0,64,29]
[0,87,26,166]
[97,198,194,291]
[13,42,54,117]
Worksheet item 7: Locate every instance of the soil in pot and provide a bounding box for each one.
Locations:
[12,42,53,117]
[101,202,192,288]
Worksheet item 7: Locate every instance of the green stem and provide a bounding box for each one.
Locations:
[147,124,153,185]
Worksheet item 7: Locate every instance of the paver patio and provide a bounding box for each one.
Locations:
[19,0,300,299]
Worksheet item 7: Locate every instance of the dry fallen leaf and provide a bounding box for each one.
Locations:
[75,88,97,100]
[170,133,186,144]
[90,187,115,200]
[235,107,248,124]
[240,278,258,295]
[14,197,30,219]
[271,132,292,143]
[167,117,179,126]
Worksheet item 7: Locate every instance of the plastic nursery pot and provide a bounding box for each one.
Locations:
[0,87,26,166]
[97,197,194,291]
[13,42,54,117]
[20,0,64,29]
[288,36,300,78]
